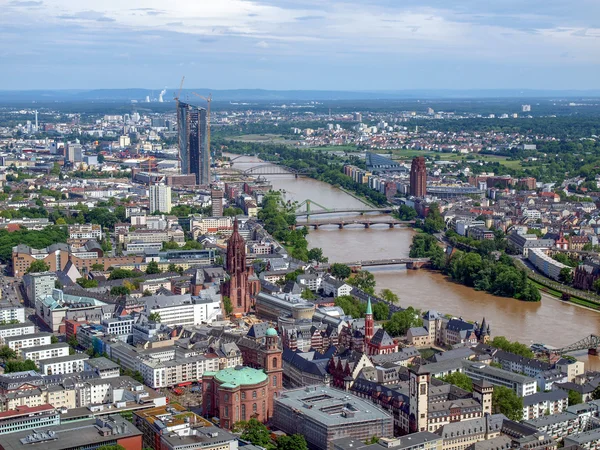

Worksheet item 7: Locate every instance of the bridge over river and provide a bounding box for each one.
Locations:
[340,257,431,270]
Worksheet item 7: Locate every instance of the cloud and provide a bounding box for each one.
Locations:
[255,40,269,48]
[57,10,115,22]
[9,0,43,6]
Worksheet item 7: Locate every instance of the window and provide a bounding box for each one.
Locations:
[272,357,278,368]
[252,391,257,399]
[241,404,246,420]
[273,375,277,387]
[253,403,257,412]
[241,392,246,400]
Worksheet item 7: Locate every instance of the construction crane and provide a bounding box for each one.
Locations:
[174,76,185,105]
[192,92,212,156]
[174,76,185,168]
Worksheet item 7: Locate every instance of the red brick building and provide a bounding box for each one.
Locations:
[409,156,427,197]
[202,328,282,429]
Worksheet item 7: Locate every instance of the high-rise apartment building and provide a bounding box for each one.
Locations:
[177,101,210,185]
[149,184,172,213]
[410,156,427,197]
[211,188,224,216]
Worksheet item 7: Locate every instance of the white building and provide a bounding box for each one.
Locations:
[39,354,89,375]
[143,290,222,327]
[102,315,134,337]
[322,275,353,298]
[23,272,57,304]
[149,184,172,214]
[5,332,52,350]
[0,306,26,325]
[522,390,568,420]
[528,248,571,281]
[21,343,70,363]
[0,322,35,343]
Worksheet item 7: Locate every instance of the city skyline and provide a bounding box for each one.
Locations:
[2,0,600,91]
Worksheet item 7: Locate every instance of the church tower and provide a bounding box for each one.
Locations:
[364,297,374,342]
[264,328,283,418]
[409,368,430,433]
[223,219,251,314]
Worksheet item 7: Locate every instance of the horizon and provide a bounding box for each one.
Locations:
[3,1,600,91]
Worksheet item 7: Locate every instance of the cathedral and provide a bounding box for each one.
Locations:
[222,219,260,315]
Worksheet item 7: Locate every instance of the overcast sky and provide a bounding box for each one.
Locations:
[3,0,600,90]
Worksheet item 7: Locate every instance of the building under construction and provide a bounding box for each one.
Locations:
[177,101,210,186]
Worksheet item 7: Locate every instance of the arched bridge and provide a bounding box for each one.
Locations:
[294,219,414,229]
[295,207,394,217]
[549,335,600,356]
[242,164,310,177]
[340,258,430,270]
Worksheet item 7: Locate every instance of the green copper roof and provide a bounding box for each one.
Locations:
[265,328,278,337]
[366,297,372,315]
[215,366,267,387]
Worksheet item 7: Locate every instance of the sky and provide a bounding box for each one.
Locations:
[2,0,600,91]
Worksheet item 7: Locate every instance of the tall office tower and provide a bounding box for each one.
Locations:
[177,101,210,185]
[65,143,83,164]
[149,184,172,213]
[211,189,224,217]
[409,156,427,197]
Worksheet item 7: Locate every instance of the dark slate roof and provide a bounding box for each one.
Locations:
[523,390,568,407]
[247,322,270,339]
[446,318,476,332]
[282,349,329,377]
[370,328,395,347]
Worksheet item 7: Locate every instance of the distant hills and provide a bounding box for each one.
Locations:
[1,88,600,103]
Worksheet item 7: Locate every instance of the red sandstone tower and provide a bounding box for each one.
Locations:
[410,156,427,197]
[364,297,374,343]
[223,219,251,315]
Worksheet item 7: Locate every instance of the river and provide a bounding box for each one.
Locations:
[227,154,600,368]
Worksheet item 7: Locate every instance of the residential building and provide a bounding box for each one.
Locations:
[0,404,60,435]
[4,332,52,351]
[322,275,352,298]
[523,411,585,441]
[271,386,393,450]
[0,415,143,450]
[506,233,555,257]
[522,391,569,420]
[149,184,172,213]
[38,354,89,375]
[67,224,102,248]
[564,429,600,449]
[21,343,70,363]
[528,248,571,281]
[102,315,135,337]
[190,216,233,238]
[143,291,222,327]
[463,361,537,397]
[332,433,442,450]
[211,189,224,217]
[84,357,121,379]
[0,322,35,343]
[23,272,56,304]
[177,101,210,185]
[0,306,25,324]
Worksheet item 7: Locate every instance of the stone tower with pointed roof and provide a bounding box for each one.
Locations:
[223,219,251,315]
[365,297,374,342]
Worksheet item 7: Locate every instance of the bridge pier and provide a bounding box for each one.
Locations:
[365,223,370,229]
[338,223,344,229]
[389,223,395,228]
[589,348,599,356]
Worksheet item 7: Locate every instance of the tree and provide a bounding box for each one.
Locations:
[223,296,233,316]
[146,261,161,274]
[223,207,244,217]
[372,302,390,321]
[50,335,59,344]
[91,263,105,271]
[5,359,38,373]
[379,288,399,304]
[383,307,422,336]
[110,286,131,296]
[490,336,534,358]
[492,386,523,421]
[142,289,153,297]
[307,248,328,264]
[301,288,316,300]
[569,389,583,405]
[148,312,161,323]
[276,434,308,450]
[68,335,79,349]
[591,385,600,401]
[168,263,178,273]
[334,295,367,319]
[347,270,376,295]
[439,372,473,392]
[558,267,574,285]
[396,205,417,221]
[77,277,98,288]
[0,346,17,362]
[26,260,49,274]
[331,263,351,280]
[235,419,273,448]
[108,268,136,280]
[97,445,126,450]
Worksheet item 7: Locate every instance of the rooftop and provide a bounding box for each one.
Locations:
[212,366,268,387]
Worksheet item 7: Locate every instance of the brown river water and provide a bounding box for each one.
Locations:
[228,155,600,368]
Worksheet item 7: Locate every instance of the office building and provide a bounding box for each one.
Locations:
[177,101,210,185]
[0,404,60,435]
[65,143,83,164]
[149,184,172,213]
[23,272,56,305]
[333,433,442,450]
[410,156,427,197]
[272,386,393,450]
[211,188,224,217]
[0,415,143,450]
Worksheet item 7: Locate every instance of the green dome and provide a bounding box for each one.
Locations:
[215,366,267,387]
[265,328,278,337]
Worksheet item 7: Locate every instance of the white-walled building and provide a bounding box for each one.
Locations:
[39,354,89,375]
[0,322,35,343]
[4,332,52,351]
[149,184,172,213]
[143,290,222,327]
[0,305,26,324]
[21,343,70,363]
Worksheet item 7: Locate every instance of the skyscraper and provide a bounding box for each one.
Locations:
[410,156,427,197]
[149,184,172,213]
[211,188,224,217]
[177,101,210,185]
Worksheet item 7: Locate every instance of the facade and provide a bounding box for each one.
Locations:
[143,292,222,327]
[410,156,427,197]
[177,101,210,185]
[0,322,35,343]
[0,415,143,450]
[271,386,393,450]
[202,328,282,429]
[21,343,70,363]
[211,189,224,217]
[0,306,25,324]
[4,332,52,350]
[149,184,172,213]
[463,362,537,397]
[528,248,571,281]
[84,357,121,379]
[0,404,60,435]
[38,354,89,375]
[222,220,260,315]
[522,391,569,420]
[23,271,56,304]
